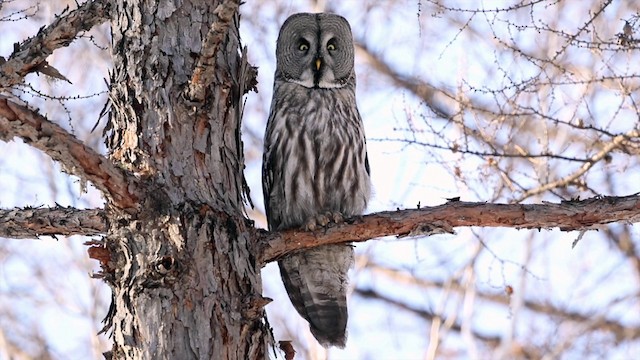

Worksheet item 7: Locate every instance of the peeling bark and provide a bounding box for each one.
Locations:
[105,205,267,359]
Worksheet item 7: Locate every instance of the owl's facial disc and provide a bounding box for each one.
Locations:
[276,13,354,89]
[288,37,343,89]
[312,34,347,89]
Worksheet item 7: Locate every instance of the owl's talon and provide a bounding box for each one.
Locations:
[304,218,318,231]
[317,214,330,227]
[304,212,345,231]
[330,212,344,224]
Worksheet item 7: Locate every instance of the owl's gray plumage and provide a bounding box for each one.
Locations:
[262,13,371,348]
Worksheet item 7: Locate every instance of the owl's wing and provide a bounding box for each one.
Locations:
[364,143,370,176]
[262,116,283,231]
[262,143,275,230]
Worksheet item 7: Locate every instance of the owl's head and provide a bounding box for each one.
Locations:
[275,13,355,89]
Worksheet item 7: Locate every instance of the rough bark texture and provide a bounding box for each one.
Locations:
[105,205,267,359]
[0,206,105,238]
[103,0,268,358]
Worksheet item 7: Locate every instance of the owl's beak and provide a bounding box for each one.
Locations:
[315,58,322,71]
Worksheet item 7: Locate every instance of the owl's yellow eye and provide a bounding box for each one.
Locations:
[299,43,309,51]
[327,39,337,51]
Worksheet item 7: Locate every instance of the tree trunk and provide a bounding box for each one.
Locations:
[104,0,268,358]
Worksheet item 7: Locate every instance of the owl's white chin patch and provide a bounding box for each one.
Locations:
[316,80,346,89]
[290,79,344,89]
[291,79,316,88]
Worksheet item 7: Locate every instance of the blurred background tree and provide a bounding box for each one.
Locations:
[1,0,639,359]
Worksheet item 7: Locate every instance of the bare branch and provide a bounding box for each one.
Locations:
[0,0,110,88]
[0,206,105,239]
[355,288,501,346]
[0,96,138,208]
[518,130,640,201]
[259,194,640,263]
[364,263,640,342]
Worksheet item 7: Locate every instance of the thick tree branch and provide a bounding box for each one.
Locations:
[259,194,640,263]
[0,97,138,208]
[3,195,639,264]
[0,0,110,88]
[0,206,105,239]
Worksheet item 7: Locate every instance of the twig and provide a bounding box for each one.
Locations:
[362,262,640,342]
[519,130,639,201]
[355,288,501,346]
[356,42,454,119]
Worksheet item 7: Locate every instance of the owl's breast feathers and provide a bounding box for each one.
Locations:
[265,83,370,230]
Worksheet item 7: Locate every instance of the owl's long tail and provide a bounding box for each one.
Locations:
[278,244,353,348]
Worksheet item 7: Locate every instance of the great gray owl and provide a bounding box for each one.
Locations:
[262,13,371,348]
